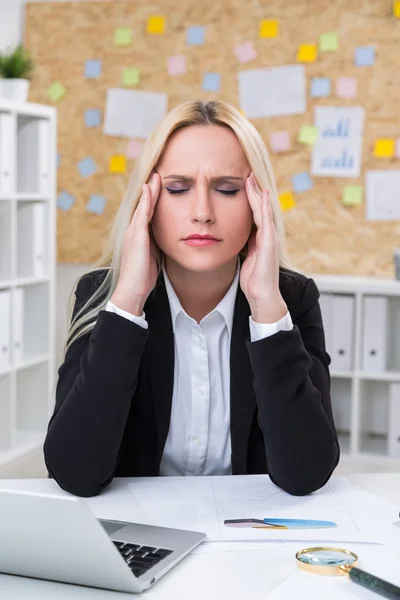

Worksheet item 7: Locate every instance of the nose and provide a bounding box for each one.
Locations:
[190,185,215,224]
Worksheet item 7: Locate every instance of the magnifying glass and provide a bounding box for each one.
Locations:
[296,547,400,599]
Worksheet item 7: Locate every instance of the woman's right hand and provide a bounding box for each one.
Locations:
[111,172,162,316]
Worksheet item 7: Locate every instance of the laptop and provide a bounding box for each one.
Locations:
[0,488,206,593]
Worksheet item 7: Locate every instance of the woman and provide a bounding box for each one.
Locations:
[45,100,339,498]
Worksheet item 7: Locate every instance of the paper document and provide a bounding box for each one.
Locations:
[366,170,400,221]
[128,476,380,544]
[103,88,168,138]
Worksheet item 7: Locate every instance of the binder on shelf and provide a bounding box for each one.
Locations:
[319,293,334,360]
[17,117,50,195]
[17,202,46,278]
[330,295,354,372]
[388,383,400,458]
[0,112,14,195]
[13,287,24,364]
[362,296,388,373]
[0,289,11,372]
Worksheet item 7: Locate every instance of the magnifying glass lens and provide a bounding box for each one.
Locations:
[299,549,357,567]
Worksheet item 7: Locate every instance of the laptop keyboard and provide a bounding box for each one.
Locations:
[113,541,173,578]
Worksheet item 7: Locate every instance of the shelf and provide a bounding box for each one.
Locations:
[0,354,50,377]
[16,362,50,433]
[330,370,353,379]
[0,431,44,469]
[359,434,388,456]
[16,193,50,202]
[358,371,400,382]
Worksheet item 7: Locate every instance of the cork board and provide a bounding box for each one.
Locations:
[24,0,400,276]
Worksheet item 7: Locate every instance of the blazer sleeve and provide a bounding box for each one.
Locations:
[44,274,149,497]
[246,277,340,496]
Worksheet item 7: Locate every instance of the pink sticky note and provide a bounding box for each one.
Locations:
[126,140,144,159]
[395,138,400,159]
[336,77,357,98]
[235,41,257,64]
[269,131,291,153]
[168,56,187,76]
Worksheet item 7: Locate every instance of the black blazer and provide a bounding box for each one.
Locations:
[44,267,340,498]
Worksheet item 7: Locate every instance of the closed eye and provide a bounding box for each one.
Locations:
[166,188,240,196]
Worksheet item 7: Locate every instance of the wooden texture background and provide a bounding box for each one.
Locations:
[24,0,400,275]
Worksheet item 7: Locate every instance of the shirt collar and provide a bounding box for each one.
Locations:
[162,257,240,337]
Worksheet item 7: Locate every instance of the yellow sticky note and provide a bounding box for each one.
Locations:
[394,1,400,17]
[123,68,140,86]
[298,125,318,145]
[109,155,127,174]
[147,15,166,34]
[342,185,363,206]
[374,139,395,158]
[259,20,279,38]
[297,43,317,63]
[319,32,338,52]
[115,27,132,45]
[48,81,66,102]
[279,191,296,212]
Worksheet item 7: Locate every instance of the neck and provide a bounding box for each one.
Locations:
[164,256,238,323]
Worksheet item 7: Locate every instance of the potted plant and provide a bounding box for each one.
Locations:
[0,45,34,102]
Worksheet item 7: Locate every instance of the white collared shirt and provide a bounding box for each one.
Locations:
[106,259,293,475]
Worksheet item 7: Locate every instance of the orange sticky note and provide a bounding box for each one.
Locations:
[109,155,127,173]
[147,15,165,34]
[297,44,317,63]
[394,1,400,17]
[259,20,279,38]
[279,191,296,212]
[374,139,395,158]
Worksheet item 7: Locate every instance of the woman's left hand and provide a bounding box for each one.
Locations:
[240,172,288,323]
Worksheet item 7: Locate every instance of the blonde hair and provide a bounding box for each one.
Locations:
[64,100,291,354]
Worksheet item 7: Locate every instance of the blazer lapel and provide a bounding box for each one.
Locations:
[230,286,257,474]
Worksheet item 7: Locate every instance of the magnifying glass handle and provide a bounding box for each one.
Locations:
[342,566,400,599]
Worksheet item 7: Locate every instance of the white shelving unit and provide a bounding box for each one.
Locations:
[313,274,400,469]
[0,101,56,472]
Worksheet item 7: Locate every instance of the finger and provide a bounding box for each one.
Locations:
[245,175,263,229]
[260,189,278,242]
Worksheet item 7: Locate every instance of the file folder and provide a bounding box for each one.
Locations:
[330,295,354,372]
[0,290,11,372]
[13,287,24,364]
[0,112,14,196]
[362,296,388,373]
[319,293,334,359]
[17,202,46,277]
[388,383,400,458]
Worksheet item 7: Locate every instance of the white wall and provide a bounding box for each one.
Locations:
[0,0,91,369]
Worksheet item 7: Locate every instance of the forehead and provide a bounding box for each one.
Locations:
[158,125,249,172]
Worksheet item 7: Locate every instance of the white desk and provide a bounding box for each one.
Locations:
[0,474,398,600]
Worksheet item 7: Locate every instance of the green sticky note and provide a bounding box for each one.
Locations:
[48,81,66,102]
[319,32,338,52]
[122,67,140,86]
[115,27,132,45]
[342,185,363,206]
[298,125,318,145]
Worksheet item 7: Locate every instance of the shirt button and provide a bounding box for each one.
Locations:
[198,387,205,395]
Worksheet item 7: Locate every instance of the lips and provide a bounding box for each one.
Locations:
[183,235,220,241]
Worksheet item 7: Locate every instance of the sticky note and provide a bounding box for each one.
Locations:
[168,55,186,76]
[311,77,331,97]
[319,32,338,52]
[87,194,107,215]
[342,185,363,206]
[297,44,317,63]
[84,59,102,79]
[57,191,75,212]
[298,125,318,145]
[126,140,144,159]
[374,139,395,158]
[279,191,296,212]
[187,26,205,45]
[115,27,132,45]
[355,46,375,66]
[395,138,400,158]
[235,41,257,64]
[394,0,400,17]
[48,81,66,102]
[147,15,165,34]
[269,131,291,153]
[259,19,279,38]
[123,68,140,86]
[203,72,221,92]
[109,155,127,173]
[78,156,96,178]
[336,77,357,98]
[292,172,313,193]
[84,108,101,127]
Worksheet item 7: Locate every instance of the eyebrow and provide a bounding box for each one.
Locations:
[163,175,244,182]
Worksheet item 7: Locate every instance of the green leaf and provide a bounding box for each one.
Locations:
[0,45,34,79]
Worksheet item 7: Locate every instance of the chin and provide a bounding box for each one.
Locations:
[165,248,240,272]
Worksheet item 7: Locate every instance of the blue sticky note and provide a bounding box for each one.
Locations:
[311,77,331,97]
[187,26,205,45]
[292,172,313,193]
[78,156,96,178]
[203,72,221,92]
[57,191,75,212]
[354,46,375,66]
[87,194,106,215]
[84,59,102,78]
[84,108,101,127]
[56,153,60,168]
